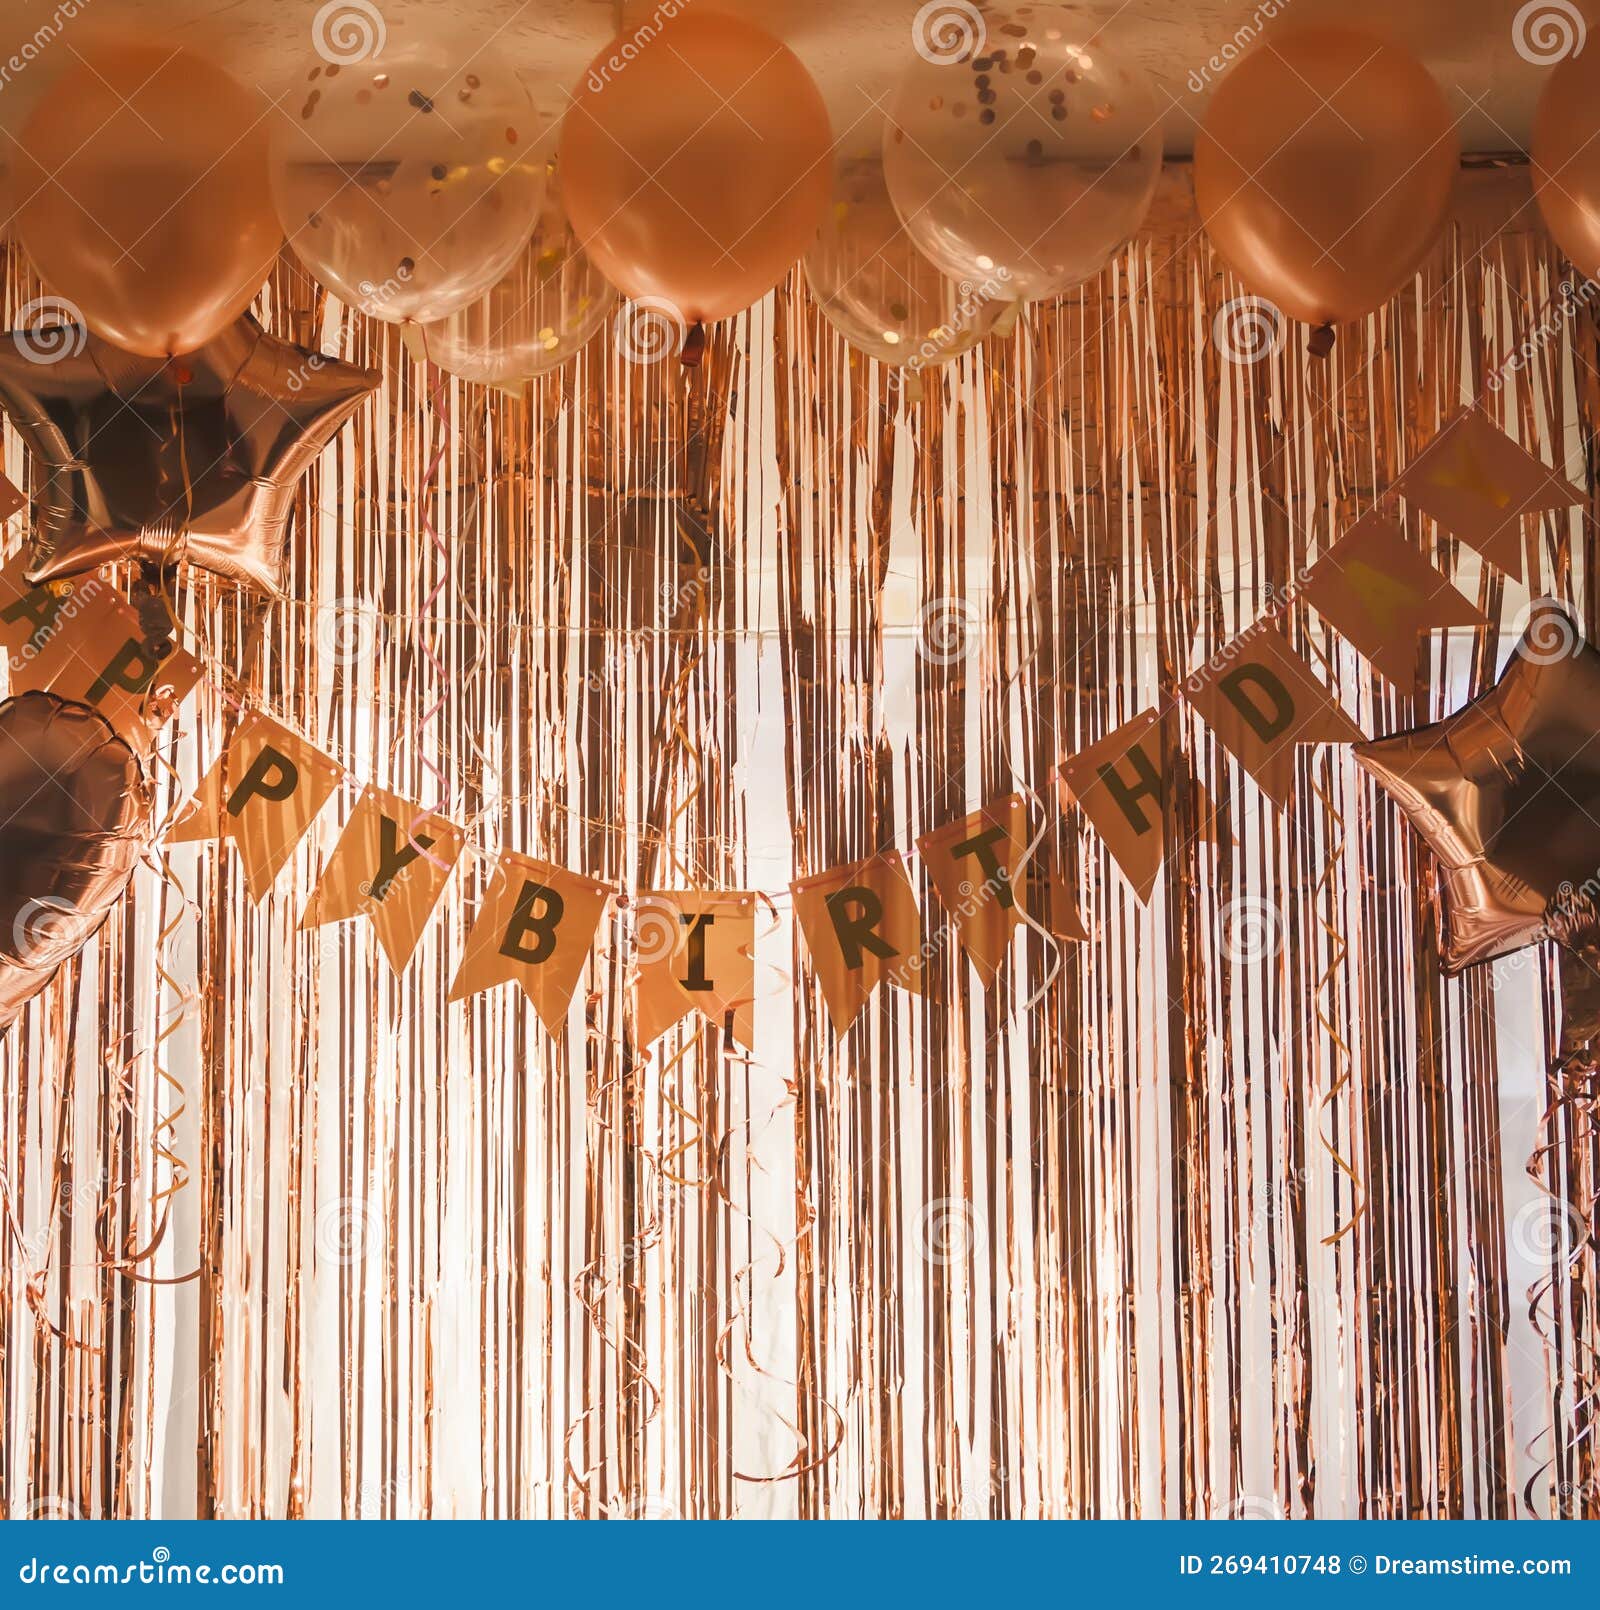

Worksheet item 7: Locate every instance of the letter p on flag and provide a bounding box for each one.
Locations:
[169,711,344,900]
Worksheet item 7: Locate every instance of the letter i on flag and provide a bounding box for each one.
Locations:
[791,851,923,1035]
[301,786,465,972]
[448,851,614,1035]
[169,711,344,900]
[916,794,1030,983]
[1183,624,1365,806]
[631,891,758,1049]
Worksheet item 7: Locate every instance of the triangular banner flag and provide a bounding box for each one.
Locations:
[0,554,200,746]
[916,794,1030,983]
[300,785,465,973]
[448,850,613,1035]
[170,711,344,900]
[1058,710,1178,904]
[0,475,24,526]
[1184,623,1365,806]
[1393,406,1583,580]
[791,851,923,1034]
[1298,514,1486,694]
[631,890,757,1050]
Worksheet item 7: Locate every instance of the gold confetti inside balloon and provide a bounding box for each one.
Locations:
[420,163,617,383]
[270,49,545,324]
[882,5,1160,302]
[804,151,1007,369]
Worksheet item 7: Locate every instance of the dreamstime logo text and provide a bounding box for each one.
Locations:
[913,1,986,67]
[313,0,387,66]
[0,0,91,92]
[357,260,414,316]
[908,266,1013,371]
[1488,275,1599,392]
[1186,0,1294,93]
[1515,599,1584,665]
[587,0,690,91]
[1513,1,1587,64]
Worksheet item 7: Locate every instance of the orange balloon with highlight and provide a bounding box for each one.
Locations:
[560,11,832,325]
[1194,30,1457,330]
[13,43,282,358]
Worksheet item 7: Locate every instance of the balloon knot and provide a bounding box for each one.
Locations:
[680,323,706,369]
[1307,324,1336,360]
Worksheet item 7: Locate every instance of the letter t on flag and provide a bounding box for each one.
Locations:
[1183,625,1364,806]
[448,851,614,1035]
[916,794,1030,983]
[169,712,344,900]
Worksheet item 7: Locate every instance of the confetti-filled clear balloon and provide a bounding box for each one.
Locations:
[420,165,617,383]
[804,152,1007,368]
[270,51,544,324]
[883,5,1160,301]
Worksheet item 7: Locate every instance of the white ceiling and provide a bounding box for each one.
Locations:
[0,0,1567,157]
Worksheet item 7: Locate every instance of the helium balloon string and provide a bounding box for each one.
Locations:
[405,334,468,873]
[94,745,202,1284]
[1011,784,1065,1012]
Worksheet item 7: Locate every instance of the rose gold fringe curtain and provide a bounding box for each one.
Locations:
[1,168,1596,1520]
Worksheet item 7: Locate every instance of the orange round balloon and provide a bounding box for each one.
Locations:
[1533,46,1600,280]
[14,44,282,358]
[1194,31,1457,329]
[560,12,832,325]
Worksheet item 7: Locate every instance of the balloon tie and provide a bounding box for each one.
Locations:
[680,322,706,369]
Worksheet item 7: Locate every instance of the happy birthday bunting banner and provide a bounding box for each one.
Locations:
[1298,514,1486,694]
[448,851,614,1035]
[632,891,757,1050]
[1392,406,1583,580]
[0,476,24,526]
[0,554,201,746]
[301,785,465,973]
[791,852,924,1034]
[170,712,344,901]
[916,794,1030,983]
[1183,624,1365,806]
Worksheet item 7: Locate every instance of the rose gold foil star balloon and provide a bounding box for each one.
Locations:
[0,315,378,591]
[1355,602,1600,973]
